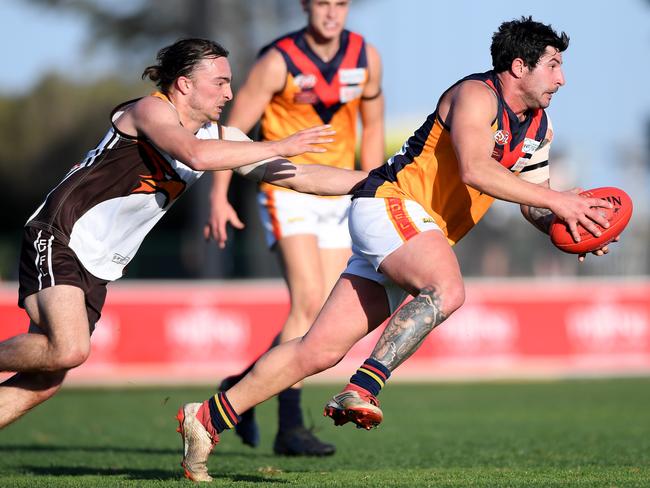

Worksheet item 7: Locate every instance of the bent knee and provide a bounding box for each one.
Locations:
[421,282,465,317]
[296,344,344,376]
[442,282,465,315]
[48,345,90,371]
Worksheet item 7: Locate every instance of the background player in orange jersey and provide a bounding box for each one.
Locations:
[178,18,619,481]
[0,38,368,433]
[204,0,384,456]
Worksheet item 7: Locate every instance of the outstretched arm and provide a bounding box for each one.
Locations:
[224,125,367,196]
[129,95,330,171]
[259,159,367,196]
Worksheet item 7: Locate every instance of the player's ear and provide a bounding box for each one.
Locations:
[510,58,527,79]
[175,76,193,95]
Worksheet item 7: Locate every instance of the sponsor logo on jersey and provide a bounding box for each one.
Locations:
[493,130,510,145]
[509,157,530,173]
[491,146,504,160]
[112,253,131,265]
[338,67,366,85]
[522,138,541,154]
[293,90,319,104]
[340,85,363,103]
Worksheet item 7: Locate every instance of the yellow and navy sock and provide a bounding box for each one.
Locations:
[349,358,391,397]
[199,391,241,435]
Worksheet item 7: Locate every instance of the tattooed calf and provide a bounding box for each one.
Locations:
[371,286,447,370]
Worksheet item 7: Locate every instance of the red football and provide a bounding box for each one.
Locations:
[549,186,633,254]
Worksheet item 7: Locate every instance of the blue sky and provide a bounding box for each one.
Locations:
[2,0,649,199]
[347,0,650,194]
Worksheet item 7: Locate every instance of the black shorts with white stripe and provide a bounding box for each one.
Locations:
[18,225,109,332]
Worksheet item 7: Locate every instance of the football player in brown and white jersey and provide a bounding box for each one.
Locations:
[0,38,367,432]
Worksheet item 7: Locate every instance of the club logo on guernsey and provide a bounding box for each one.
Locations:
[293,74,317,90]
[493,130,510,145]
[132,142,186,208]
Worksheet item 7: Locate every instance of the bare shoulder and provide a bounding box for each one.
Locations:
[365,42,382,75]
[452,79,496,104]
[119,95,179,138]
[440,79,498,129]
[249,48,287,90]
[365,42,381,63]
[451,80,497,115]
[361,42,382,95]
[131,95,177,122]
[257,46,286,68]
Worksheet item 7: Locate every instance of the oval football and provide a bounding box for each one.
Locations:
[549,186,633,254]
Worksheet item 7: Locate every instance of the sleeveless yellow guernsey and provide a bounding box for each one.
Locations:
[259,29,368,193]
[355,71,549,245]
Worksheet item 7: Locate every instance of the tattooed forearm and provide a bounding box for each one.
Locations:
[523,205,554,234]
[370,286,447,371]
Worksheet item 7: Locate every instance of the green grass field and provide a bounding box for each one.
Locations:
[0,378,649,487]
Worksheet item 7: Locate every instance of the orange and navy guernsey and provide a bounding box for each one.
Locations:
[259,28,368,193]
[355,70,550,245]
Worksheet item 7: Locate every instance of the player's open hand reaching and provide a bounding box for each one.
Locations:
[273,125,335,157]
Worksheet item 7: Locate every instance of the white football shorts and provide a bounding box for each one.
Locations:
[257,189,352,249]
[343,197,443,313]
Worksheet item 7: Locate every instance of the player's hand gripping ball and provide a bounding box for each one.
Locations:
[550,187,633,254]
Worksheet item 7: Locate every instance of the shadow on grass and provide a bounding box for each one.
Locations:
[0,444,177,455]
[19,465,289,483]
[0,444,267,457]
[19,465,179,481]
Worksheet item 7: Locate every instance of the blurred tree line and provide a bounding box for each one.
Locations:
[1,0,647,281]
[1,0,302,280]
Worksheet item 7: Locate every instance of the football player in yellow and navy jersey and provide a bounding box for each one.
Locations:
[203,0,384,456]
[183,18,619,479]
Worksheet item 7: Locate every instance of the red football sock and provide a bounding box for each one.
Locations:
[196,400,219,439]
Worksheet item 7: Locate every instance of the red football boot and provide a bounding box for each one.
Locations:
[323,384,383,430]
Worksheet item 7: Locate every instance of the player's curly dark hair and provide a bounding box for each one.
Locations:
[491,16,569,73]
[142,38,229,94]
